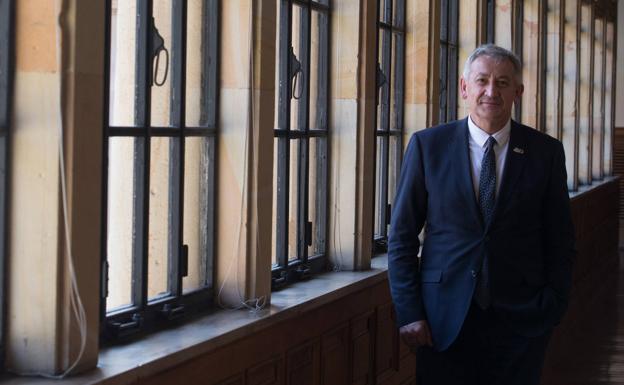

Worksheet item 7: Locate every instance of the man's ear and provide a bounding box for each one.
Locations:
[460,77,468,100]
[515,83,524,102]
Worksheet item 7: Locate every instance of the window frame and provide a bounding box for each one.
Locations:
[439,0,459,123]
[0,0,14,366]
[272,0,330,289]
[102,0,220,340]
[485,0,495,44]
[373,0,406,254]
[512,0,524,121]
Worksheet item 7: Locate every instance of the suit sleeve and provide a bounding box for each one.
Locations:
[388,133,428,327]
[542,141,576,323]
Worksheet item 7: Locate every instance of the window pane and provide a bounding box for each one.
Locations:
[288,139,300,261]
[592,18,604,181]
[109,0,138,127]
[290,5,303,132]
[185,0,204,127]
[151,1,173,127]
[308,137,327,257]
[374,135,388,238]
[148,137,174,300]
[107,137,139,311]
[577,4,591,185]
[183,136,214,293]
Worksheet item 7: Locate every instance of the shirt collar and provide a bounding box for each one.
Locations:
[467,115,511,149]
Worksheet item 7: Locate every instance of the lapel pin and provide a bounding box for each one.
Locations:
[513,147,524,154]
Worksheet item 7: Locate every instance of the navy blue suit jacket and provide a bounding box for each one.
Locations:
[388,118,575,352]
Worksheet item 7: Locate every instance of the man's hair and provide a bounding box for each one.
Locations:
[462,44,522,82]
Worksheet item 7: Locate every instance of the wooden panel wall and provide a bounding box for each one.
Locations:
[543,178,620,376]
[614,127,624,225]
[140,180,618,385]
[141,280,416,385]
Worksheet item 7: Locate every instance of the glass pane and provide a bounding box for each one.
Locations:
[186,0,217,129]
[151,0,173,127]
[308,137,327,257]
[183,137,213,293]
[309,10,320,131]
[272,138,279,266]
[291,4,305,132]
[388,135,400,210]
[185,0,204,127]
[379,0,391,23]
[378,28,391,131]
[148,137,174,300]
[577,4,591,185]
[374,136,389,238]
[109,0,138,126]
[390,34,398,131]
[592,18,604,181]
[288,139,300,261]
[106,137,139,311]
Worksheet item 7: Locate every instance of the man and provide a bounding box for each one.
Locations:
[388,44,575,385]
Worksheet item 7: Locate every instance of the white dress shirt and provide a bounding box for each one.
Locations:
[467,115,511,199]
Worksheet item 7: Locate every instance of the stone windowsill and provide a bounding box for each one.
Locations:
[1,257,391,385]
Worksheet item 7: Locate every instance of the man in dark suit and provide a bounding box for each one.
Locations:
[388,44,575,385]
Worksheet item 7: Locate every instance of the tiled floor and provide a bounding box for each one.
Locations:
[541,253,624,385]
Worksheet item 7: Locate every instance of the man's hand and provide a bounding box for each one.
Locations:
[399,320,433,349]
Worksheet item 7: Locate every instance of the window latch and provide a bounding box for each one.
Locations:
[108,313,143,338]
[271,270,288,290]
[159,303,185,321]
[289,47,304,99]
[101,260,109,299]
[181,244,189,277]
[150,17,169,87]
[305,221,313,247]
[376,63,387,89]
[296,264,310,280]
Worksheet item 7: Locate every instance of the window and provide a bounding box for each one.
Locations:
[485,0,495,44]
[439,0,459,123]
[373,0,405,253]
[103,0,218,339]
[0,0,13,364]
[272,0,330,289]
[543,0,563,140]
[512,0,523,121]
[577,3,592,185]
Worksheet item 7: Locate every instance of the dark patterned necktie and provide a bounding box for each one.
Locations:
[475,136,497,309]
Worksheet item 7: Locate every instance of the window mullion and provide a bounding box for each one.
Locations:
[276,0,292,268]
[133,0,153,310]
[296,5,311,263]
[168,0,187,298]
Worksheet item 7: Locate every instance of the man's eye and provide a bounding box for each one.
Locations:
[497,80,509,87]
[476,78,486,84]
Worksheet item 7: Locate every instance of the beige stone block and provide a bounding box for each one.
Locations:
[328,99,358,270]
[16,0,58,73]
[7,71,61,373]
[331,0,360,99]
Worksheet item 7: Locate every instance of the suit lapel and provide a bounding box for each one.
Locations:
[489,121,528,230]
[452,118,484,230]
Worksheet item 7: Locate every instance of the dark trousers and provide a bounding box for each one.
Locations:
[416,303,552,385]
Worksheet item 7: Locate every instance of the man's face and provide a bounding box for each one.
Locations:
[460,55,524,132]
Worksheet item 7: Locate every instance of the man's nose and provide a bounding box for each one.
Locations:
[484,82,498,96]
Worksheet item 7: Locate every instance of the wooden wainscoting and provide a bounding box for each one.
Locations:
[140,279,416,385]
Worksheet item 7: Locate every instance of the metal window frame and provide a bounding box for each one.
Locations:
[439,0,459,124]
[102,0,219,341]
[0,0,14,367]
[373,0,405,253]
[486,0,495,44]
[272,0,330,289]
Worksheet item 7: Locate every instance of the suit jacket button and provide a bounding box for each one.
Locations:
[471,270,477,278]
